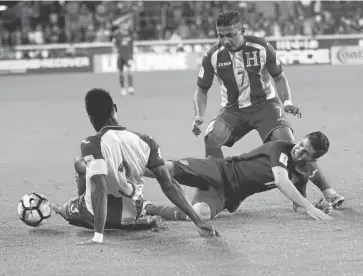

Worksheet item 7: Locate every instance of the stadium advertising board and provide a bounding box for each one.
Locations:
[0,56,93,75]
[276,49,331,65]
[331,46,363,65]
[94,52,202,73]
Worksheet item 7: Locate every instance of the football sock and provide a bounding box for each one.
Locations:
[128,73,133,88]
[119,73,125,88]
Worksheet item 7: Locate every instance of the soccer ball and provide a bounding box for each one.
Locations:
[17,192,52,227]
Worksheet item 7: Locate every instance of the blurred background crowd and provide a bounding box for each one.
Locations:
[0,1,363,46]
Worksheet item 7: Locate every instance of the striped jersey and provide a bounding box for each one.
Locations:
[197,35,283,108]
[80,126,164,224]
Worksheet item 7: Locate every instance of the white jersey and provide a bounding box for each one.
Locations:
[81,126,164,224]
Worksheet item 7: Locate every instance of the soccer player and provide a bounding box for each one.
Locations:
[191,10,344,209]
[111,14,134,96]
[144,131,334,221]
[52,88,218,245]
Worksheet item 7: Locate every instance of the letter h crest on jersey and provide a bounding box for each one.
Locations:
[245,51,259,67]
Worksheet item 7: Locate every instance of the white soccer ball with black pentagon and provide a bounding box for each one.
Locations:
[17,192,52,227]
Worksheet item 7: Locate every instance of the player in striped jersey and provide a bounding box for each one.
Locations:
[52,88,218,244]
[144,131,333,221]
[192,10,344,209]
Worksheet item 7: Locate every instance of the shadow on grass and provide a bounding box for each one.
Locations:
[27,227,68,236]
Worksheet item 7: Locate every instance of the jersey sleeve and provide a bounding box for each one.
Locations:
[138,134,165,170]
[269,141,291,170]
[81,136,108,178]
[197,52,215,90]
[265,42,283,78]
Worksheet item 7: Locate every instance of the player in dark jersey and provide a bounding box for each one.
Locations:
[52,88,218,245]
[111,15,134,96]
[191,10,344,209]
[144,131,333,221]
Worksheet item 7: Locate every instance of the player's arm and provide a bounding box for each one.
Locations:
[78,138,108,244]
[266,42,302,117]
[90,174,107,241]
[192,52,215,135]
[265,42,289,102]
[194,86,208,119]
[272,166,314,211]
[270,143,332,220]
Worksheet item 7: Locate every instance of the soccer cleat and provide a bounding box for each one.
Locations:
[140,200,153,217]
[322,189,345,209]
[120,88,128,96]
[128,87,135,95]
[136,215,160,228]
[51,203,66,218]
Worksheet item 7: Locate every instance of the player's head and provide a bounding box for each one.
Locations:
[216,10,245,52]
[291,131,330,162]
[85,88,118,131]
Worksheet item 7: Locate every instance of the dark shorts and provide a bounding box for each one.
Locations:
[173,157,226,219]
[214,97,292,146]
[63,194,143,229]
[117,55,130,71]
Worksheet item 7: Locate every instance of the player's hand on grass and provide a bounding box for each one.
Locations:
[284,104,303,118]
[197,222,220,238]
[76,239,103,246]
[314,198,333,215]
[192,117,204,136]
[306,205,333,220]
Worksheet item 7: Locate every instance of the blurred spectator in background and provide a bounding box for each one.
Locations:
[1,0,363,46]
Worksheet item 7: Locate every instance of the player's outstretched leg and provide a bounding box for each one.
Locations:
[145,202,212,221]
[52,196,94,229]
[270,127,345,208]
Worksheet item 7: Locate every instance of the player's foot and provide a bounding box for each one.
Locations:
[128,87,135,95]
[322,189,345,209]
[140,200,153,217]
[136,215,160,229]
[120,88,128,96]
[52,203,66,218]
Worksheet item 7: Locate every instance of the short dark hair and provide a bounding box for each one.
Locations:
[305,131,330,159]
[85,88,114,127]
[216,10,241,27]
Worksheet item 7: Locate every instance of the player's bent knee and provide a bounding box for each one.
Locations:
[193,202,212,221]
[205,121,231,149]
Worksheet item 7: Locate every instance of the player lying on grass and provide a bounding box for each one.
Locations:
[52,88,218,245]
[191,10,344,209]
[143,131,334,221]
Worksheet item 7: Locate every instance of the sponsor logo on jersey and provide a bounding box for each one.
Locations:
[218,61,232,67]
